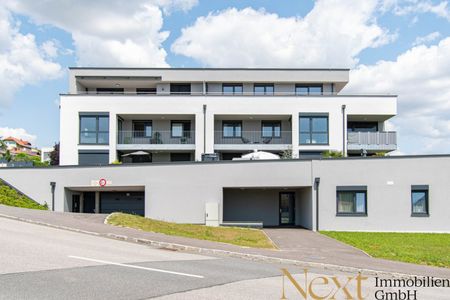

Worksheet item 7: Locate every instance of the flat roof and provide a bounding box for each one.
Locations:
[69,67,350,71]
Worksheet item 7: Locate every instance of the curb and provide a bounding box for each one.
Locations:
[0,213,447,280]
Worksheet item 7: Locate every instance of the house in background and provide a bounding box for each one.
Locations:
[40,147,55,163]
[59,68,397,166]
[1,137,40,158]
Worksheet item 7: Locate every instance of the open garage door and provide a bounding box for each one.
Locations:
[100,192,145,216]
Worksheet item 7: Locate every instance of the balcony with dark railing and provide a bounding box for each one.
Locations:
[117,130,195,147]
[347,131,397,152]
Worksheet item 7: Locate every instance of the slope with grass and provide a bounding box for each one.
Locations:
[0,180,48,210]
[107,213,275,249]
[321,231,450,268]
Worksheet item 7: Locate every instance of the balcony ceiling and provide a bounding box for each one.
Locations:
[347,114,395,122]
[214,114,291,121]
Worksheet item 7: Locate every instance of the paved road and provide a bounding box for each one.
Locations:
[1,218,448,299]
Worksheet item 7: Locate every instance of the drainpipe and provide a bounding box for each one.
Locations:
[50,182,56,211]
[341,104,346,157]
[203,104,207,155]
[314,177,320,231]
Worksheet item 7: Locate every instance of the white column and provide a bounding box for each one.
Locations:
[195,112,204,161]
[94,191,100,214]
[204,112,215,154]
[109,113,117,163]
[291,113,299,158]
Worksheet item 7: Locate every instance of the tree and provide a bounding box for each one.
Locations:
[49,142,60,166]
[0,140,12,162]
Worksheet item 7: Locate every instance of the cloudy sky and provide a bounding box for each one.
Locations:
[0,0,449,154]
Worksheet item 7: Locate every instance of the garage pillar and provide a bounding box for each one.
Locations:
[80,193,84,213]
[94,191,100,214]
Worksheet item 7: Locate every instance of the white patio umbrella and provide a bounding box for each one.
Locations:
[121,151,150,157]
[238,150,280,160]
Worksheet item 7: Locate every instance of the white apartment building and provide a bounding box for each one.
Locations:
[59,68,397,166]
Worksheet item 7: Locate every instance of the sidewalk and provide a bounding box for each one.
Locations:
[1,205,449,278]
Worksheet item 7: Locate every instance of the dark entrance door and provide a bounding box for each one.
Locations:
[72,195,80,213]
[83,192,96,213]
[279,192,295,226]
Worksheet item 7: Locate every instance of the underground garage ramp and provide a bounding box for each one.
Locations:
[100,192,145,216]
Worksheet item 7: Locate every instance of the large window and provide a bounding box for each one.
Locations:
[295,84,323,95]
[336,187,367,216]
[79,114,109,144]
[411,185,429,216]
[222,84,243,95]
[222,121,242,137]
[96,88,124,94]
[299,116,328,144]
[133,121,152,137]
[171,121,191,138]
[254,84,274,95]
[262,121,281,137]
[170,83,191,95]
[347,122,378,132]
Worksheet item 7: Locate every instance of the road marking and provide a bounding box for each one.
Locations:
[68,255,204,279]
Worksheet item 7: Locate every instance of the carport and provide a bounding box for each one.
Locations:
[65,186,145,216]
[222,187,313,228]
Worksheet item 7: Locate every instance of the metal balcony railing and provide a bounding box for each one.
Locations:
[347,131,397,150]
[118,131,195,145]
[74,91,341,96]
[214,131,292,144]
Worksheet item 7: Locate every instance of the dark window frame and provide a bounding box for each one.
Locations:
[132,121,153,138]
[170,83,191,95]
[171,120,191,138]
[299,115,329,145]
[295,84,323,95]
[347,122,379,132]
[254,83,274,95]
[411,185,429,217]
[96,88,124,94]
[336,186,368,216]
[222,121,242,138]
[136,88,157,95]
[222,83,243,95]
[261,121,282,138]
[79,114,109,145]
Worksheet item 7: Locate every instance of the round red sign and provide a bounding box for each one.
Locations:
[99,178,107,187]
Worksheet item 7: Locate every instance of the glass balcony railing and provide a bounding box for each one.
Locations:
[118,131,195,145]
[214,131,292,144]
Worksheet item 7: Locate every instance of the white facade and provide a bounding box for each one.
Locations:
[59,68,397,166]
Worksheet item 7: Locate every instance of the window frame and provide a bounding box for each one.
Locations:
[336,186,368,216]
[222,121,242,138]
[222,83,243,95]
[79,113,109,145]
[96,88,124,94]
[170,83,191,95]
[411,185,429,217]
[132,121,153,138]
[299,115,329,145]
[171,121,191,138]
[295,84,323,95]
[261,121,282,138]
[254,83,274,95]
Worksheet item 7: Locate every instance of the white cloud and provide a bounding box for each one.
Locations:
[412,31,441,45]
[381,0,450,21]
[171,0,396,67]
[344,37,450,154]
[0,127,37,145]
[4,0,198,67]
[0,6,62,106]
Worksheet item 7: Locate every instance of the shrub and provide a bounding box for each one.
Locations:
[322,150,343,158]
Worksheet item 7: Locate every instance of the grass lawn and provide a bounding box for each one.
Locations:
[0,180,48,210]
[107,213,275,249]
[321,231,450,268]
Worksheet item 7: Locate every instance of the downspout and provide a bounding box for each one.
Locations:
[341,104,346,157]
[50,182,56,211]
[314,177,320,231]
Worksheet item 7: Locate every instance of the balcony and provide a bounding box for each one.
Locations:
[214,131,292,151]
[117,130,195,151]
[347,131,397,152]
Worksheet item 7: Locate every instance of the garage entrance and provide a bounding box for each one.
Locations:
[222,187,313,228]
[67,186,145,216]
